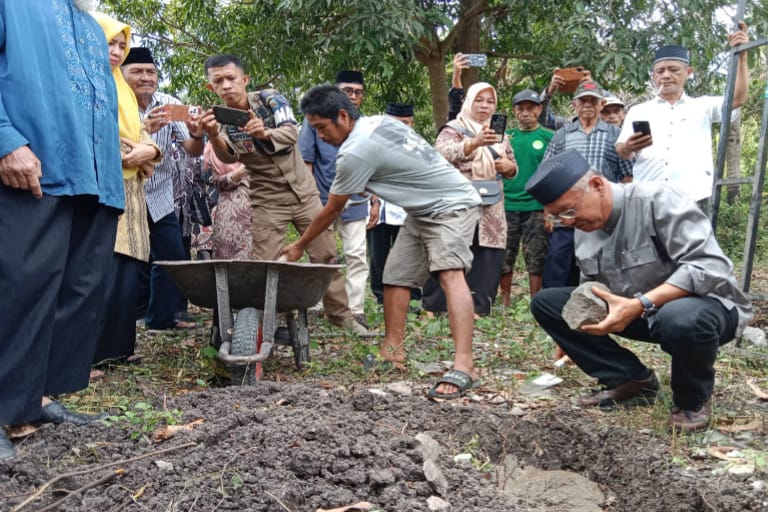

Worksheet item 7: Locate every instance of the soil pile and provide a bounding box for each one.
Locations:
[1,382,764,511]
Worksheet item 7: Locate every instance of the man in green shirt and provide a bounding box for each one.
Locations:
[500,89,553,305]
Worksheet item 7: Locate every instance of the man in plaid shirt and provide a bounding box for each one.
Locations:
[539,80,633,289]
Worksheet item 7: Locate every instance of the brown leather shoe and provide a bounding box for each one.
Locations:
[668,400,711,432]
[579,371,659,409]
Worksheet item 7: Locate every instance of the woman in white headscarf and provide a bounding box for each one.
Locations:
[423,82,517,317]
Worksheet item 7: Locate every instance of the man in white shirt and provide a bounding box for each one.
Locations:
[616,23,749,208]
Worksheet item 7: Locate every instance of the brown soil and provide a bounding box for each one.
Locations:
[3,270,768,511]
[2,380,765,511]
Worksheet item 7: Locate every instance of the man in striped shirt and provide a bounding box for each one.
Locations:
[122,47,205,331]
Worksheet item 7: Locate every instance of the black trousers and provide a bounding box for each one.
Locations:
[422,237,504,316]
[542,227,579,288]
[144,211,188,329]
[531,287,739,409]
[93,254,142,364]
[0,187,118,424]
[367,224,420,304]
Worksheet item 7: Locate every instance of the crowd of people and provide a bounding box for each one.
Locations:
[0,1,755,460]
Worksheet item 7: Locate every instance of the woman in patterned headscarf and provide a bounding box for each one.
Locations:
[423,82,517,317]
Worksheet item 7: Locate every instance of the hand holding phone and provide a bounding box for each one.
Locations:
[554,66,588,94]
[632,120,651,137]
[490,113,508,143]
[213,105,251,127]
[465,53,487,67]
[165,104,198,122]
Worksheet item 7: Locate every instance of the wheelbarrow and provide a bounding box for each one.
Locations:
[156,259,342,384]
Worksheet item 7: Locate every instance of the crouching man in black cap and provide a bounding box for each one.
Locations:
[527,149,752,431]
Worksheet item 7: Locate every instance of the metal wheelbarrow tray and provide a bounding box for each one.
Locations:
[156,259,341,383]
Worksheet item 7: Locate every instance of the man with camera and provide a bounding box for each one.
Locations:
[122,47,205,331]
[199,54,365,335]
[616,24,749,210]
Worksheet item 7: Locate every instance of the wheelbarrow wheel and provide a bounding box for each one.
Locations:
[230,307,260,386]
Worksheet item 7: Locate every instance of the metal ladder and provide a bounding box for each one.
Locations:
[710,0,768,294]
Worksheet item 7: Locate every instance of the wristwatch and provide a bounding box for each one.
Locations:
[633,292,658,319]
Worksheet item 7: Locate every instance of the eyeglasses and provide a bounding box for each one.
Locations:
[546,183,589,221]
[341,87,364,98]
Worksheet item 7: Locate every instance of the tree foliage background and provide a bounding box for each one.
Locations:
[100,0,768,266]
[101,0,766,133]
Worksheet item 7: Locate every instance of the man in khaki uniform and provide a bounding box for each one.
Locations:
[199,54,365,334]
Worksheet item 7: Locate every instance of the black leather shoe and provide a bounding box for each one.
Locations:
[36,401,107,426]
[579,371,659,410]
[0,429,16,460]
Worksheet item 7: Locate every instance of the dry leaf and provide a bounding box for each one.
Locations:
[708,446,745,462]
[746,378,768,400]
[716,420,762,433]
[152,419,204,442]
[5,423,38,439]
[316,502,373,512]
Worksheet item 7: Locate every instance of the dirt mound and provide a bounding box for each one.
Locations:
[2,382,763,511]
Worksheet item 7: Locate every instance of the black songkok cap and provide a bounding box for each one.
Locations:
[122,47,155,66]
[653,45,690,66]
[385,102,414,117]
[526,149,590,205]
[335,70,364,85]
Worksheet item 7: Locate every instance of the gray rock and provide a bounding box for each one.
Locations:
[741,326,767,347]
[563,281,610,330]
[427,496,451,511]
[153,460,174,472]
[369,467,396,485]
[423,459,448,496]
[728,464,755,482]
[415,433,442,462]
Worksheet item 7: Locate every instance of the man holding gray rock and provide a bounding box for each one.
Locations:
[527,149,752,431]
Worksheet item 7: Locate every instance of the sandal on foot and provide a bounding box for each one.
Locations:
[427,369,481,400]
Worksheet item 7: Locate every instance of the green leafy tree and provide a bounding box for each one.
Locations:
[100,0,759,132]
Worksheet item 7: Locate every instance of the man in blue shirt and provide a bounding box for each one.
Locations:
[299,70,370,329]
[0,0,123,459]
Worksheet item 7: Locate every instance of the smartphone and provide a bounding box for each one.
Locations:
[632,120,651,137]
[164,104,200,122]
[465,53,487,67]
[490,113,507,142]
[213,105,251,127]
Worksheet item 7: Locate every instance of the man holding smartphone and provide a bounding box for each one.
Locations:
[121,47,205,331]
[200,55,366,335]
[616,23,750,210]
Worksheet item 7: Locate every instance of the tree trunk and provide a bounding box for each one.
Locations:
[418,0,486,130]
[454,0,482,88]
[725,108,742,203]
[425,52,449,129]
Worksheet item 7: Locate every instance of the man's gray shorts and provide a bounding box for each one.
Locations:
[382,206,481,289]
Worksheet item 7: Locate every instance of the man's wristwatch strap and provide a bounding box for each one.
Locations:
[633,292,658,319]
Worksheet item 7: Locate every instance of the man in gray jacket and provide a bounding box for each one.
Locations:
[527,149,752,431]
